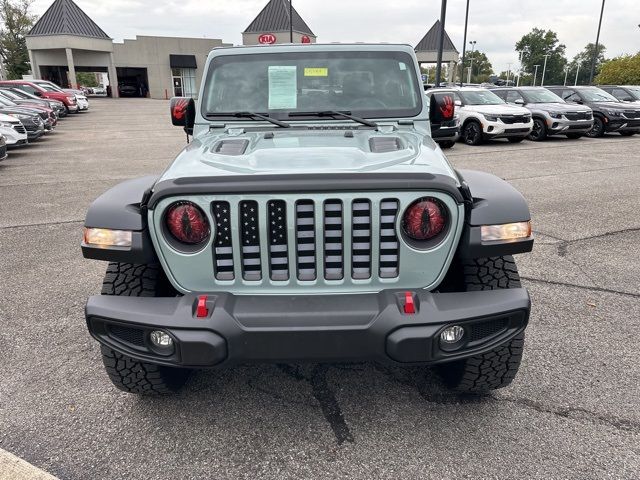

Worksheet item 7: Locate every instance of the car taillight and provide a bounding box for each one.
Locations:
[402,198,447,241]
[165,201,210,244]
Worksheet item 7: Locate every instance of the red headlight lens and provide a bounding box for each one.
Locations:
[402,198,447,241]
[165,201,210,244]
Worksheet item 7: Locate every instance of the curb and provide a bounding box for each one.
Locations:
[0,448,59,480]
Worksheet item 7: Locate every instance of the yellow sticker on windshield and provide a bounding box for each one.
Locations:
[304,67,328,77]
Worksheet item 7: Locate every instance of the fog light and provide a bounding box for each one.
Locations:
[150,330,173,347]
[440,325,465,344]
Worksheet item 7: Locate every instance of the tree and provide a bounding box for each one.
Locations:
[460,50,493,83]
[515,28,568,85]
[569,43,607,85]
[596,53,640,85]
[76,72,98,88]
[0,0,36,79]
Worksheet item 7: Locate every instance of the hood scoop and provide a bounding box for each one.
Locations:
[369,136,402,153]
[213,139,249,156]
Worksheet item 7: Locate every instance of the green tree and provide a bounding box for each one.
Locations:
[569,43,607,85]
[0,0,36,79]
[596,53,640,85]
[76,72,98,87]
[515,28,568,85]
[460,50,494,83]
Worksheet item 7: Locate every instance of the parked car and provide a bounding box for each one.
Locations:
[546,86,640,137]
[488,86,593,141]
[82,43,534,396]
[0,112,28,148]
[425,90,459,148]
[0,100,46,140]
[429,86,533,145]
[0,87,67,118]
[118,84,138,97]
[30,81,90,112]
[0,93,57,132]
[91,85,107,96]
[598,85,640,105]
[0,80,78,114]
[0,135,7,161]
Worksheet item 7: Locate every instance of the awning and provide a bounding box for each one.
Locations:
[170,54,197,69]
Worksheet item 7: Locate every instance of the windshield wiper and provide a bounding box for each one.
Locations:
[288,110,378,127]
[205,111,290,128]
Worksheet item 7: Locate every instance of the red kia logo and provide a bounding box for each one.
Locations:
[301,35,311,44]
[258,34,276,44]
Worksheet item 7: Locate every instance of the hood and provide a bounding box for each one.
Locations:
[463,104,530,115]
[527,102,591,113]
[0,107,39,118]
[587,101,629,110]
[159,127,457,182]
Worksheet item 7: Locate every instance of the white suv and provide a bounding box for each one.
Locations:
[0,112,28,148]
[430,87,533,145]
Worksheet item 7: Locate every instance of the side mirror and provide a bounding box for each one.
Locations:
[454,99,462,107]
[170,96,196,134]
[429,92,455,124]
[514,99,525,105]
[34,90,42,97]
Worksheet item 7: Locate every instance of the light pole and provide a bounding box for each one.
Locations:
[589,0,606,84]
[506,62,512,85]
[541,54,550,86]
[563,67,569,86]
[289,0,293,42]
[533,64,540,86]
[467,40,476,84]
[574,65,580,86]
[459,0,470,86]
[434,0,448,86]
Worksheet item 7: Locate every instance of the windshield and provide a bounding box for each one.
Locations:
[626,87,640,100]
[521,89,564,103]
[459,90,505,105]
[35,82,62,93]
[579,88,618,102]
[201,51,422,119]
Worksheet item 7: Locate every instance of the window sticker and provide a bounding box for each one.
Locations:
[304,67,328,77]
[399,62,407,71]
[268,66,297,109]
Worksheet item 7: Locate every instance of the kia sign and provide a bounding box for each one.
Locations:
[258,33,277,44]
[301,35,311,44]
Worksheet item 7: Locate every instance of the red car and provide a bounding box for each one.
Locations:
[0,80,78,113]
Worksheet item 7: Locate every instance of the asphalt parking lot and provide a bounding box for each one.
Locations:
[1,98,639,479]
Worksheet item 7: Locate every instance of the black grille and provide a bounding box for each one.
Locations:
[109,325,145,347]
[13,124,26,134]
[623,110,640,119]
[470,318,508,342]
[212,201,234,280]
[500,115,529,124]
[565,112,591,121]
[379,199,400,278]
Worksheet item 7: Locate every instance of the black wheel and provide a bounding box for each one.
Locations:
[566,133,583,139]
[438,140,456,149]
[507,136,526,143]
[586,116,605,138]
[619,131,636,137]
[437,256,525,394]
[528,118,547,141]
[99,263,189,395]
[462,121,484,145]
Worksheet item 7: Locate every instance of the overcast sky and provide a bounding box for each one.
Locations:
[32,0,640,73]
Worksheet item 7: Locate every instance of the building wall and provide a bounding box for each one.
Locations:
[242,31,316,46]
[112,36,231,99]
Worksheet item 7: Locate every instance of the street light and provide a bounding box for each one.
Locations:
[589,0,606,84]
[467,40,476,84]
[459,0,471,86]
[434,0,448,86]
[541,54,550,86]
[533,64,540,86]
[289,0,293,42]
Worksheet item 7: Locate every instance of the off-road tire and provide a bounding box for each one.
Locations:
[462,120,484,146]
[439,140,456,149]
[566,133,583,139]
[586,116,605,138]
[99,263,189,395]
[507,136,526,143]
[528,118,547,141]
[437,256,525,393]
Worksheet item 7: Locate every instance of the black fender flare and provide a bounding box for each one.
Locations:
[82,175,159,263]
[456,169,533,258]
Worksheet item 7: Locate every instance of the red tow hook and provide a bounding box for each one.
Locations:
[196,295,209,318]
[403,292,416,314]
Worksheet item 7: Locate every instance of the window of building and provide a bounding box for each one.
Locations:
[172,68,197,98]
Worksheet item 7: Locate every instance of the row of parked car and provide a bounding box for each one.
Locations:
[0,79,89,160]
[426,84,640,147]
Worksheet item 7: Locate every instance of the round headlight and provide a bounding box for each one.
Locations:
[165,201,210,245]
[402,197,448,241]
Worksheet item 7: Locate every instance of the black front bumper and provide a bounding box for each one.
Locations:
[86,288,530,368]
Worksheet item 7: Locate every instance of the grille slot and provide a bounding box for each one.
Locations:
[239,201,261,281]
[323,200,344,280]
[109,325,145,347]
[296,200,316,281]
[212,201,234,280]
[268,200,289,281]
[351,199,372,279]
[13,124,26,134]
[379,199,400,278]
[470,318,508,342]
